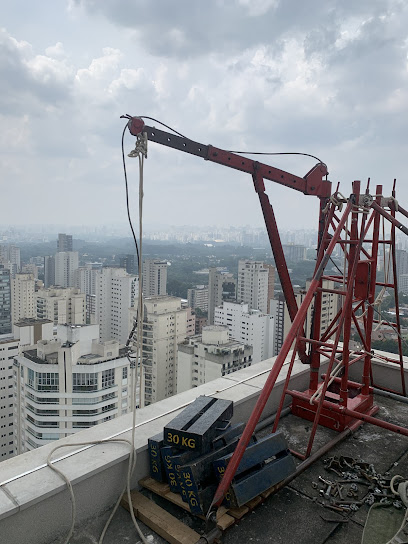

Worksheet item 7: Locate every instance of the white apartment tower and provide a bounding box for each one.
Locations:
[96,267,138,344]
[0,335,18,460]
[142,259,167,297]
[54,251,79,288]
[187,285,209,313]
[208,268,236,325]
[282,279,341,344]
[237,260,275,314]
[177,325,253,393]
[14,324,132,453]
[214,301,275,364]
[269,295,285,356]
[35,287,86,325]
[0,245,21,276]
[130,296,187,406]
[0,265,12,334]
[11,273,36,325]
[1,318,55,460]
[271,280,341,356]
[73,264,99,296]
[74,264,100,325]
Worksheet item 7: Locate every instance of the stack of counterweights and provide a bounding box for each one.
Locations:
[148,395,295,515]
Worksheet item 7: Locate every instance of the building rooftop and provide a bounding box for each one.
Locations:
[14,318,53,327]
[51,394,407,544]
[1,349,407,544]
[0,334,15,345]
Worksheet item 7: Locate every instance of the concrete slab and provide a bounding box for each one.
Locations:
[0,488,18,521]
[44,394,408,544]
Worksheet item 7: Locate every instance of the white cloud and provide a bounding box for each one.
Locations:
[237,0,278,17]
[1,1,408,229]
[45,42,66,58]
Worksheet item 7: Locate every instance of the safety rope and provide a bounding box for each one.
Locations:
[46,131,149,544]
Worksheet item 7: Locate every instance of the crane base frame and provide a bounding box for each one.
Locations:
[289,379,377,432]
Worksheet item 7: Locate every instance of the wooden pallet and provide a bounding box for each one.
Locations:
[138,477,236,529]
[122,477,282,544]
[122,490,202,544]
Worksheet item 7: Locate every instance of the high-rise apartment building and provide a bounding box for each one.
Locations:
[13,324,132,453]
[43,256,55,288]
[194,315,208,335]
[35,287,86,325]
[0,265,12,334]
[1,318,54,460]
[400,274,408,295]
[187,285,208,313]
[120,254,137,276]
[0,245,21,276]
[282,279,340,344]
[282,244,307,263]
[57,233,73,253]
[265,264,276,313]
[270,280,341,357]
[130,296,187,405]
[96,267,138,344]
[21,263,38,279]
[214,301,275,364]
[54,251,79,288]
[11,273,36,325]
[177,325,253,393]
[86,294,96,324]
[73,264,100,324]
[237,260,275,314]
[185,306,196,336]
[396,249,408,288]
[269,295,285,356]
[142,259,167,297]
[73,264,99,296]
[208,268,236,325]
[0,335,18,460]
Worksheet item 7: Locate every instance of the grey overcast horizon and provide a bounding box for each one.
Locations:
[1,1,408,230]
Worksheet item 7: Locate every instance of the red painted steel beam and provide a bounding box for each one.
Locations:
[127,119,331,197]
[209,200,353,512]
[390,181,407,396]
[288,390,408,437]
[371,201,408,236]
[253,170,308,363]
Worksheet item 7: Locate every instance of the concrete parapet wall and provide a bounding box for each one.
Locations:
[0,353,331,544]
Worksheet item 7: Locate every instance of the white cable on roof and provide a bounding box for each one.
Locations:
[46,136,149,544]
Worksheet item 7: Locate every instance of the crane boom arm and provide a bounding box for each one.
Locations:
[128,118,331,198]
[126,115,332,366]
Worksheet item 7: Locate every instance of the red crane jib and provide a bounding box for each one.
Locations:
[127,116,331,198]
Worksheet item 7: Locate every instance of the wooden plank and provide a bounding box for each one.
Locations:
[140,477,194,514]
[245,496,262,510]
[142,476,256,523]
[261,483,279,500]
[227,505,249,519]
[122,490,201,544]
[216,506,229,520]
[140,476,171,496]
[216,513,235,531]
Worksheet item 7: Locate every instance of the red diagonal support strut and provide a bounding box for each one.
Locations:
[209,200,354,513]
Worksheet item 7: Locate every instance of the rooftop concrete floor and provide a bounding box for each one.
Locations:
[51,394,408,544]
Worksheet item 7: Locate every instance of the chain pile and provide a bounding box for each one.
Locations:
[311,455,404,514]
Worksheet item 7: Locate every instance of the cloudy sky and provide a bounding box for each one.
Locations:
[1,1,408,231]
